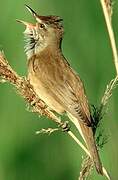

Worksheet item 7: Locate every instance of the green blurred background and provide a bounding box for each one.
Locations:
[0,0,118,179]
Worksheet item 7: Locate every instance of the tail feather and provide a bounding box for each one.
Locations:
[68,113,103,175]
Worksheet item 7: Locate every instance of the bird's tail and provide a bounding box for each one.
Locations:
[68,113,103,175]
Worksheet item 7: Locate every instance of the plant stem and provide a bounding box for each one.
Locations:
[100,0,118,75]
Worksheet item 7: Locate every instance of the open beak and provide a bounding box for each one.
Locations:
[16,5,37,28]
[16,5,43,28]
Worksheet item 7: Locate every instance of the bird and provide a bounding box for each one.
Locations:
[18,5,103,175]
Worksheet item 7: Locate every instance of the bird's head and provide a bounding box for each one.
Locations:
[17,5,64,59]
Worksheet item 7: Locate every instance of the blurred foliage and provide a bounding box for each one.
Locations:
[0,0,118,179]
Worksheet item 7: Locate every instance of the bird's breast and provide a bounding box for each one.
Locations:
[27,48,69,114]
[28,69,65,114]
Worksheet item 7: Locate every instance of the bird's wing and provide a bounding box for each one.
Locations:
[53,72,91,126]
[39,61,91,126]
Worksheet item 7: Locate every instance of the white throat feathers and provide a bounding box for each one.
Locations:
[24,27,47,59]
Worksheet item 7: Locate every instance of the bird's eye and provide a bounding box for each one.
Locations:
[40,24,45,28]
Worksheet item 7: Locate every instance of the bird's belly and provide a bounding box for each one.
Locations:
[28,73,65,114]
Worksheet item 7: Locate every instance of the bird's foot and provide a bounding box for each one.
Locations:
[36,127,59,135]
[59,121,71,132]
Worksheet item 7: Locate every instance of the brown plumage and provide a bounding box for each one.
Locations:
[19,5,103,175]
